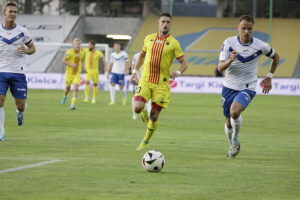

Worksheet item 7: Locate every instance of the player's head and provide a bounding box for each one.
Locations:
[72,38,82,52]
[238,15,254,42]
[113,42,121,53]
[158,12,172,35]
[3,2,18,23]
[88,40,96,51]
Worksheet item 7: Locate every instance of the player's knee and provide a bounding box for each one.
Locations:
[93,83,98,87]
[230,110,240,120]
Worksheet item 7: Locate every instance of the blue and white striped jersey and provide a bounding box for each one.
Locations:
[0,24,33,73]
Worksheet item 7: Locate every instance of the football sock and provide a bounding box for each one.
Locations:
[224,123,233,144]
[84,84,89,100]
[110,87,115,103]
[0,107,5,136]
[92,86,98,100]
[71,97,77,105]
[143,121,158,143]
[230,115,242,145]
[140,109,149,124]
[121,89,127,99]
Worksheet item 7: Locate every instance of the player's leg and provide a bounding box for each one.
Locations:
[9,73,27,126]
[132,83,138,120]
[83,73,91,103]
[61,74,72,104]
[70,74,81,110]
[221,86,234,145]
[229,89,256,157]
[108,73,117,105]
[0,95,6,140]
[91,72,99,104]
[118,74,127,106]
[136,104,162,150]
[133,82,151,124]
[15,98,26,126]
[0,74,8,140]
[136,83,169,150]
[70,83,79,110]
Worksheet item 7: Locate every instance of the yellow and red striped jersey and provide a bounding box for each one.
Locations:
[140,33,184,84]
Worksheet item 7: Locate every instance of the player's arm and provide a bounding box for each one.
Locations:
[62,56,77,69]
[131,51,146,82]
[260,52,280,94]
[169,56,188,79]
[17,42,36,55]
[218,50,237,72]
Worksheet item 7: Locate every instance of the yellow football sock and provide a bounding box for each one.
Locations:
[84,84,89,100]
[93,86,98,99]
[143,121,158,143]
[71,97,77,105]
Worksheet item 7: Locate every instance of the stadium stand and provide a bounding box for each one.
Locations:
[128,16,300,77]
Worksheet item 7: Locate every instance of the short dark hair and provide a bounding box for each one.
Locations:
[3,1,17,13]
[159,12,172,19]
[89,40,96,45]
[239,15,254,24]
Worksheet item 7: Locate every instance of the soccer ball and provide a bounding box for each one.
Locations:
[142,150,165,172]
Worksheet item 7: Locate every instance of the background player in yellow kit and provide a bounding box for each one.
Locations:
[131,13,188,150]
[82,40,107,104]
[61,38,85,110]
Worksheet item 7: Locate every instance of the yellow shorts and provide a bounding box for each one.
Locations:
[65,73,81,87]
[84,71,99,84]
[135,80,170,108]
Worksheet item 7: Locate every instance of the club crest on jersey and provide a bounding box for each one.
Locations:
[166,41,170,45]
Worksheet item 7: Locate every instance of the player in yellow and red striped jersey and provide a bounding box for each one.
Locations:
[130,13,188,150]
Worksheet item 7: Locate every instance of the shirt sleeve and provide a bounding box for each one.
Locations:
[261,41,275,57]
[219,39,230,61]
[64,50,71,60]
[123,52,129,61]
[23,27,33,45]
[174,40,184,59]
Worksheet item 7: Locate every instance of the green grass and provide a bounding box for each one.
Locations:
[0,90,299,200]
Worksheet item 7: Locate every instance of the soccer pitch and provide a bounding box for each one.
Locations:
[0,90,299,200]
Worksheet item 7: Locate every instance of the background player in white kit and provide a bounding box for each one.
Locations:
[107,42,129,106]
[0,2,36,141]
[218,15,279,158]
[130,52,151,120]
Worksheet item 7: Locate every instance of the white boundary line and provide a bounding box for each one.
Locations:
[0,159,64,174]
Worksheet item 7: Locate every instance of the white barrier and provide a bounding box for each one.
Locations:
[25,73,300,96]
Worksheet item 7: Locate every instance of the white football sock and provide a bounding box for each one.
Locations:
[230,115,242,145]
[0,107,5,136]
[121,89,127,99]
[224,123,233,144]
[109,86,115,103]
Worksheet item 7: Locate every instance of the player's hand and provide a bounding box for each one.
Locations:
[169,71,180,80]
[130,73,137,84]
[17,45,27,54]
[229,50,237,62]
[260,78,272,94]
[72,63,79,68]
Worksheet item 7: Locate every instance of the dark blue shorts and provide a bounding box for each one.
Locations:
[0,72,27,99]
[221,86,256,118]
[110,73,125,86]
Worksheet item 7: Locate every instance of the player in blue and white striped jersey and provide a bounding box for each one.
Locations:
[0,2,36,141]
[218,15,280,158]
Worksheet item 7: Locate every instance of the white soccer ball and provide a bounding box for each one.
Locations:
[142,150,165,172]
